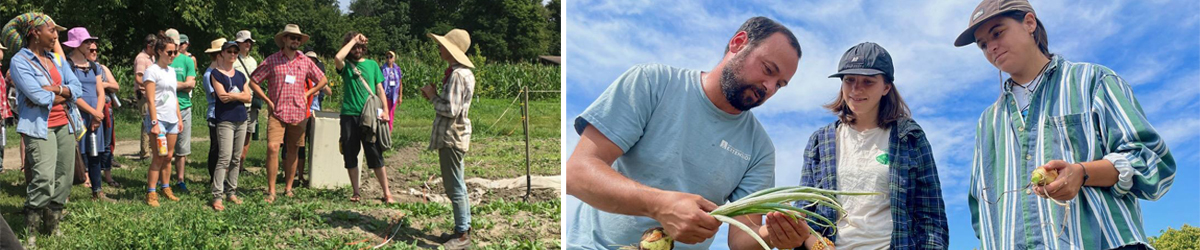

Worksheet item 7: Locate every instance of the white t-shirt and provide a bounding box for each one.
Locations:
[143,63,179,123]
[835,123,893,250]
[1012,79,1038,113]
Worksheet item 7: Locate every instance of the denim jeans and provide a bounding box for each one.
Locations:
[438,147,471,233]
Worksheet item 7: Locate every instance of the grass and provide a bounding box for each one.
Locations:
[0,97,561,249]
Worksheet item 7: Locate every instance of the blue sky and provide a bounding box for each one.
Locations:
[561,0,1200,248]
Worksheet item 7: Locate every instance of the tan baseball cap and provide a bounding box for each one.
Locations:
[954,0,1037,47]
[165,28,182,45]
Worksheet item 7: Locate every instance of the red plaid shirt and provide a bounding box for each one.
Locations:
[251,51,325,124]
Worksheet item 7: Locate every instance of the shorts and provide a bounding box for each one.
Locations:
[174,108,193,156]
[143,118,181,135]
[267,115,307,147]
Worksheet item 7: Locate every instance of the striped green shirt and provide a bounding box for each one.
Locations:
[969,55,1175,249]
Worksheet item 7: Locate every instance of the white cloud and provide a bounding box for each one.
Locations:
[564,0,1200,247]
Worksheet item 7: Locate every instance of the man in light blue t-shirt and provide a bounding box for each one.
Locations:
[566,16,810,249]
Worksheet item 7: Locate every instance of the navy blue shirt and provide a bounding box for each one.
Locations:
[210,69,248,122]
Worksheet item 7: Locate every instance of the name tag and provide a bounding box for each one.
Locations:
[389,81,396,86]
[284,75,297,84]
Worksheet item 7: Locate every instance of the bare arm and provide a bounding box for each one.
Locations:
[178,75,196,90]
[566,125,721,244]
[96,75,106,112]
[248,79,273,109]
[728,212,809,250]
[211,74,232,103]
[144,80,158,121]
[101,64,119,91]
[333,34,365,71]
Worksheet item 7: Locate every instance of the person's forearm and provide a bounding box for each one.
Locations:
[1081,159,1119,187]
[238,91,253,103]
[566,156,665,218]
[102,66,120,91]
[96,80,106,108]
[313,79,328,95]
[145,84,158,121]
[75,99,99,116]
[178,77,196,90]
[249,81,270,103]
[333,41,357,70]
[728,215,767,250]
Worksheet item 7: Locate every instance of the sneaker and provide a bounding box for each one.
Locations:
[92,192,116,202]
[162,187,180,201]
[147,192,160,207]
[176,182,189,193]
[441,230,471,250]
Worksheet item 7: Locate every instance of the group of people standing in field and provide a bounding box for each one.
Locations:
[0,12,480,249]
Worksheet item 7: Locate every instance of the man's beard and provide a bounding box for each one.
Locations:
[720,51,767,111]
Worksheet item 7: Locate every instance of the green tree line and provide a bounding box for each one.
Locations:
[1,0,558,64]
[1,0,560,101]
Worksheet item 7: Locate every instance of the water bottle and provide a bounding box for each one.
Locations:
[108,93,121,108]
[1,125,6,147]
[89,133,98,156]
[157,132,168,156]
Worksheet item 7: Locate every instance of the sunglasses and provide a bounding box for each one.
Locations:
[89,48,98,53]
[223,49,238,54]
[286,35,303,41]
[164,50,178,56]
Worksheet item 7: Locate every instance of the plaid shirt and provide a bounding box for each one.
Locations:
[251,50,325,124]
[428,65,474,151]
[797,118,949,249]
[969,55,1174,249]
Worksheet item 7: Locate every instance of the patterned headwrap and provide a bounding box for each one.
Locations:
[1,12,66,50]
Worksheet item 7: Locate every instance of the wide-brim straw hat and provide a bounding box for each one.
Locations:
[427,29,474,68]
[204,38,233,54]
[274,24,310,47]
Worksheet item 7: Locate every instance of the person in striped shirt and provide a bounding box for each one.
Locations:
[954,0,1176,249]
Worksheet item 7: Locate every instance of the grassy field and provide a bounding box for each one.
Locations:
[0,97,562,249]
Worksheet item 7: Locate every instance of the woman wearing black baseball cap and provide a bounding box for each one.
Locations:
[958,0,1175,249]
[795,42,948,250]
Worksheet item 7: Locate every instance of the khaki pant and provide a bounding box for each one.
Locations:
[212,121,246,200]
[138,91,151,156]
[24,126,75,210]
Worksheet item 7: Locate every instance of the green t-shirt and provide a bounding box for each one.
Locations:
[171,55,197,109]
[339,59,383,116]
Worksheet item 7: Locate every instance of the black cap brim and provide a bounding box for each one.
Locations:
[829,68,886,78]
